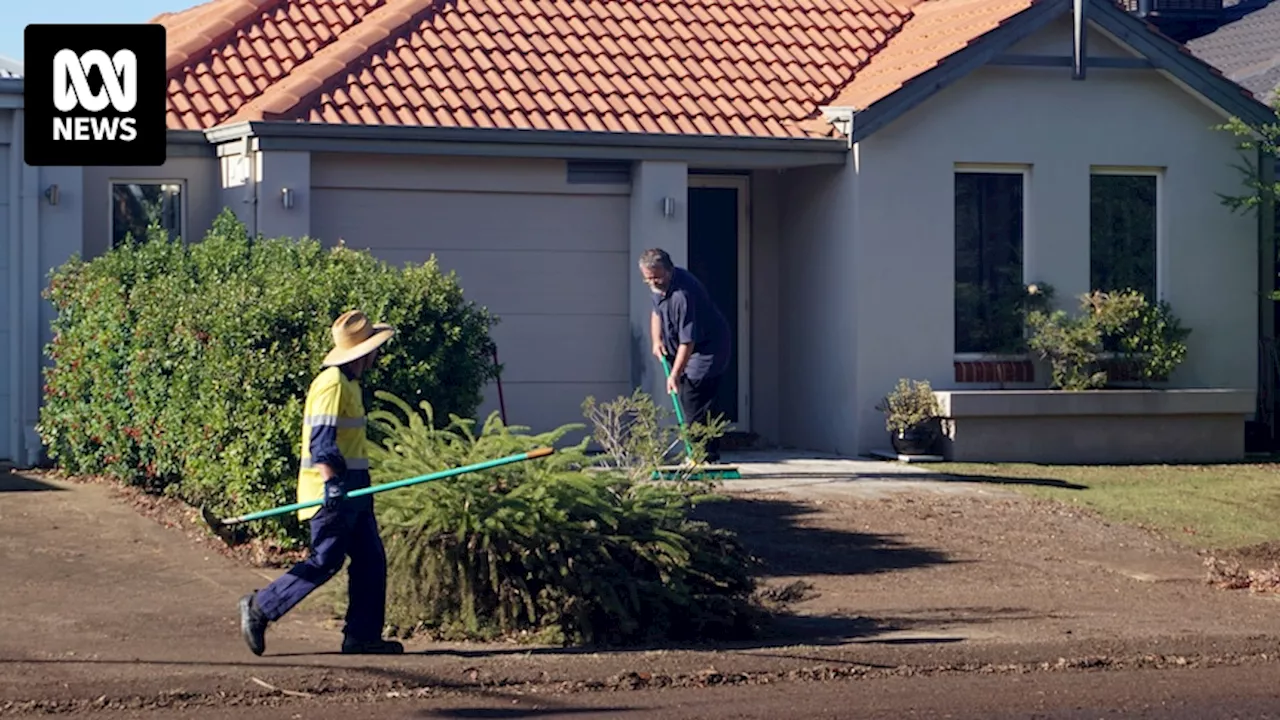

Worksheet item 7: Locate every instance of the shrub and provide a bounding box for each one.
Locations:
[38,210,498,547]
[358,392,760,646]
[875,379,941,433]
[581,388,730,486]
[1026,288,1191,390]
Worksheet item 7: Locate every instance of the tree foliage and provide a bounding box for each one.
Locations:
[353,393,761,646]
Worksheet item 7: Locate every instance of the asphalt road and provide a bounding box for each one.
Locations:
[63,663,1280,719]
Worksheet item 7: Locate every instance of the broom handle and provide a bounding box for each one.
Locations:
[660,356,696,457]
[222,447,556,525]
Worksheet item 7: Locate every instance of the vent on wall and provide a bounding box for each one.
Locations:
[566,160,632,185]
[1120,0,1224,13]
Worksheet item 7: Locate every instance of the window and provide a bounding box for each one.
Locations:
[954,170,1027,355]
[110,182,184,247]
[1090,171,1158,300]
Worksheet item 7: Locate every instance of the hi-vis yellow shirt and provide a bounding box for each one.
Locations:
[297,366,370,521]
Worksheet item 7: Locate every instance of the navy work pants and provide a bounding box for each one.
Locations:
[253,503,388,642]
[678,370,724,461]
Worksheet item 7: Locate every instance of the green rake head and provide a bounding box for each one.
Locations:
[650,465,743,481]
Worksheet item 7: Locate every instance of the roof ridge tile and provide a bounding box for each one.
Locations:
[229,0,444,122]
[166,0,287,73]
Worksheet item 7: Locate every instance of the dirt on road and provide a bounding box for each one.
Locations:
[4,465,1280,718]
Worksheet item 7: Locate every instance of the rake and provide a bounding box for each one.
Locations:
[200,447,557,545]
[651,356,742,481]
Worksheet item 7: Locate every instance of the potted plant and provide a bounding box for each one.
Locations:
[876,378,942,456]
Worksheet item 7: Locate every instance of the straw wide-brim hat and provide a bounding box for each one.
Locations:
[322,309,395,367]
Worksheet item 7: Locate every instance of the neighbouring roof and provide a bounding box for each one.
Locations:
[156,0,1273,138]
[0,55,22,78]
[1185,0,1280,104]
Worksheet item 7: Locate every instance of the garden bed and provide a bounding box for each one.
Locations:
[933,389,1255,464]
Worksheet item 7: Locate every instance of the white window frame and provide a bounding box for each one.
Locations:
[687,173,752,432]
[953,163,1033,362]
[1088,166,1165,302]
[107,179,187,248]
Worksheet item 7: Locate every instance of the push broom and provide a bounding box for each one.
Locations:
[200,446,556,545]
[651,356,741,481]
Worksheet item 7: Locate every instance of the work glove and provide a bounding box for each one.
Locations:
[322,476,347,513]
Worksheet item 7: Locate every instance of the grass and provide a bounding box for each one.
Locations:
[929,461,1280,552]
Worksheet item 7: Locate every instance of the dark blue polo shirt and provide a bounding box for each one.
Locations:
[652,267,732,381]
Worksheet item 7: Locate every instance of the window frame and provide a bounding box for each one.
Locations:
[1088,166,1165,302]
[107,179,188,248]
[953,163,1033,362]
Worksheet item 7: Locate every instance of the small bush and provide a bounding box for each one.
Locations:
[360,392,760,646]
[582,388,730,486]
[38,210,498,547]
[1026,288,1190,390]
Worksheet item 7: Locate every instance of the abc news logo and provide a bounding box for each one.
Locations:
[25,24,166,167]
[53,49,141,142]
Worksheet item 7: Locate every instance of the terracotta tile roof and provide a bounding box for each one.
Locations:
[823,0,1036,111]
[294,0,916,136]
[173,0,1232,137]
[162,0,937,136]
[159,0,396,129]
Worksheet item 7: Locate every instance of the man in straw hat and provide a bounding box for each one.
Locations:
[238,309,405,656]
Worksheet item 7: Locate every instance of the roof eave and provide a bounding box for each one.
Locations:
[166,128,218,156]
[0,77,23,97]
[203,120,850,168]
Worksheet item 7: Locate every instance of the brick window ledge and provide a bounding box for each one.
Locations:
[953,355,1162,384]
[954,356,1035,383]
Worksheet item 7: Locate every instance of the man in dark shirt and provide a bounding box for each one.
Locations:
[638,248,732,463]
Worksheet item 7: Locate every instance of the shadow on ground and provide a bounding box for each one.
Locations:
[691,495,953,577]
[726,471,1088,491]
[0,471,64,492]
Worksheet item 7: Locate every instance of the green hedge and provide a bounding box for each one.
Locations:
[38,210,498,546]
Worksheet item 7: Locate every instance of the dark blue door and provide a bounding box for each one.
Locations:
[687,185,739,425]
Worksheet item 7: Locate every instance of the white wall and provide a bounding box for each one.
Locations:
[1,107,15,461]
[1,106,86,465]
[775,162,861,454]
[629,162,688,409]
[748,170,783,444]
[846,19,1259,454]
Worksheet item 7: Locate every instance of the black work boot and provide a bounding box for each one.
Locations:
[239,592,268,656]
[341,636,405,655]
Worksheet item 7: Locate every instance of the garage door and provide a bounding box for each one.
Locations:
[310,155,633,437]
[0,138,11,462]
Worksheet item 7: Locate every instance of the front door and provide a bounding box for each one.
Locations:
[687,176,749,430]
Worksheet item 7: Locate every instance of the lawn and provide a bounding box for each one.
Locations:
[928,461,1280,552]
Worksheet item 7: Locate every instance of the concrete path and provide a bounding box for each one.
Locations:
[716,449,1019,499]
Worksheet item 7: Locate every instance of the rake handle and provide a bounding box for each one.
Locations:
[221,446,556,525]
[660,356,695,457]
